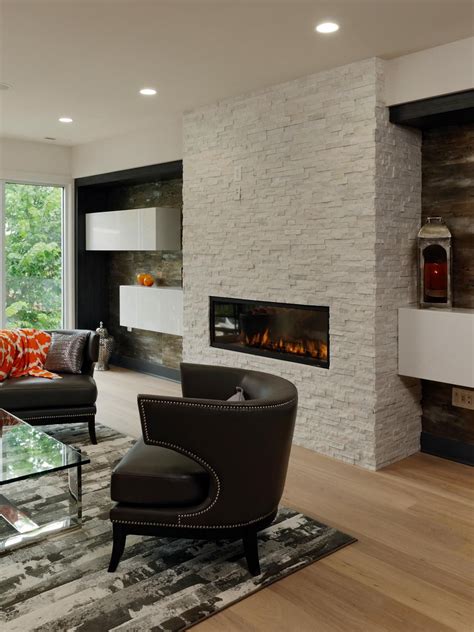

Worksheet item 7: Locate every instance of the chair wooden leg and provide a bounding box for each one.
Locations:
[243,530,261,576]
[88,417,97,444]
[108,524,127,572]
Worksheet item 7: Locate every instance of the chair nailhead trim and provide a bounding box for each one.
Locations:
[137,396,295,527]
[140,397,296,412]
[139,400,221,525]
[112,507,277,530]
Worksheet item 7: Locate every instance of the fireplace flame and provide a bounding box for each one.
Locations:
[244,328,328,360]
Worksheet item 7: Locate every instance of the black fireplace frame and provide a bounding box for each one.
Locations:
[209,296,330,368]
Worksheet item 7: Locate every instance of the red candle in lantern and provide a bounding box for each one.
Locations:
[424,261,448,299]
[418,217,452,307]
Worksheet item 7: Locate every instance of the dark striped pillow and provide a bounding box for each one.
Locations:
[44,332,88,374]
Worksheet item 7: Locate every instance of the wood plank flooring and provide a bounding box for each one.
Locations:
[95,367,474,632]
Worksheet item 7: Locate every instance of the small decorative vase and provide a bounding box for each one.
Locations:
[96,322,114,371]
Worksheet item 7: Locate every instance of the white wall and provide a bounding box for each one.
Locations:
[72,114,182,178]
[69,38,472,178]
[183,58,422,470]
[385,37,474,105]
[0,137,72,183]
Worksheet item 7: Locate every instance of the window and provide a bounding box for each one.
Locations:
[2,182,65,329]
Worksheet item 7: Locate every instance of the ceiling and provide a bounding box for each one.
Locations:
[0,0,473,146]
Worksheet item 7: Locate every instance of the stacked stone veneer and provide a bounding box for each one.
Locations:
[182,58,422,469]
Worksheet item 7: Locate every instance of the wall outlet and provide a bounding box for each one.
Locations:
[452,387,474,410]
[233,185,241,201]
[233,165,242,181]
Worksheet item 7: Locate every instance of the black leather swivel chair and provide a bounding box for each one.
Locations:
[108,362,298,575]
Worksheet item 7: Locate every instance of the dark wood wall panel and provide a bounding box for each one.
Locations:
[422,123,474,307]
[75,161,183,373]
[421,122,474,451]
[106,179,182,370]
[75,186,110,330]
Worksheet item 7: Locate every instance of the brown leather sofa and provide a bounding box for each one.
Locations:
[0,329,99,443]
[108,362,298,575]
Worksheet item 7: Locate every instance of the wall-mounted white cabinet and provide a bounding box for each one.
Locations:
[398,307,474,388]
[120,286,183,336]
[86,207,180,251]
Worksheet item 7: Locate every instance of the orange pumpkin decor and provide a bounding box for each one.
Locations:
[142,274,154,287]
[137,273,154,287]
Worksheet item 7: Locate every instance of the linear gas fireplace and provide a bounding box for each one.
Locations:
[210,297,329,368]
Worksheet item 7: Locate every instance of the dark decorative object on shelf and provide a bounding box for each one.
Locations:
[96,322,114,371]
[418,217,452,308]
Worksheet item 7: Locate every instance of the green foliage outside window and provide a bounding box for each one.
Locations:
[5,183,63,329]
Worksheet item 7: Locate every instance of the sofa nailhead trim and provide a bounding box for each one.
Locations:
[112,507,277,530]
[21,413,93,421]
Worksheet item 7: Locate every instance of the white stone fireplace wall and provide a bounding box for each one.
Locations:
[182,58,421,470]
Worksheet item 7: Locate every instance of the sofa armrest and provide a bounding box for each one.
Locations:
[84,331,100,375]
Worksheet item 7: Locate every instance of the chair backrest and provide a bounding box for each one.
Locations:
[179,363,298,524]
[181,362,296,405]
[49,329,99,375]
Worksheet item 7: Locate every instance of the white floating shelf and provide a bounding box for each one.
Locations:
[120,286,183,336]
[398,307,474,388]
[86,207,180,251]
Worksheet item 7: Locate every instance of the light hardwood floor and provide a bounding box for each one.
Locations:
[95,367,474,632]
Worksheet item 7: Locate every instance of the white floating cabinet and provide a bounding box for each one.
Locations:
[86,207,181,251]
[120,286,183,336]
[398,307,474,388]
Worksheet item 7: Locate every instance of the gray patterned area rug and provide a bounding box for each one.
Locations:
[0,423,356,631]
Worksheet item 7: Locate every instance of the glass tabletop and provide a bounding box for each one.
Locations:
[0,409,90,485]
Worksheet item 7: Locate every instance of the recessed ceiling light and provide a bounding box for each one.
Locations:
[315,22,339,34]
[58,117,73,123]
[0,82,12,91]
[139,87,157,96]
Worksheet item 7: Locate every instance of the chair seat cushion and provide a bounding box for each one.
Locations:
[111,438,210,507]
[0,374,97,410]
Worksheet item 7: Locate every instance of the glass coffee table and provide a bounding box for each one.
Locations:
[0,409,90,553]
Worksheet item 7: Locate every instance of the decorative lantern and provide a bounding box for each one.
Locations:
[96,322,114,371]
[418,217,452,308]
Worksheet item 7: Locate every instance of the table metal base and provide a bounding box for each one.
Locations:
[0,461,83,554]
